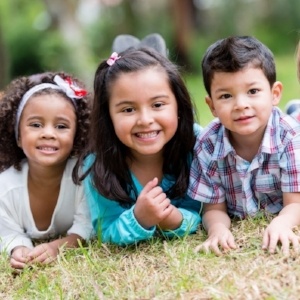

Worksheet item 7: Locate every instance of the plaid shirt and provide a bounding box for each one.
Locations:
[188,107,300,218]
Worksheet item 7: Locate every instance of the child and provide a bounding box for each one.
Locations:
[75,47,202,245]
[285,41,300,120]
[0,72,94,269]
[188,36,300,256]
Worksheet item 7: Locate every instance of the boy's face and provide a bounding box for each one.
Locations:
[205,66,282,141]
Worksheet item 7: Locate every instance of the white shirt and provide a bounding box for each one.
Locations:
[0,158,93,255]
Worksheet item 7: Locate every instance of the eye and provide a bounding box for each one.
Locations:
[220,94,231,99]
[29,122,42,128]
[248,88,259,95]
[56,124,68,129]
[153,102,164,108]
[121,107,135,113]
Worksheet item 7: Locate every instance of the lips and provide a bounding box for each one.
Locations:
[235,115,253,121]
[135,131,159,138]
[37,146,58,151]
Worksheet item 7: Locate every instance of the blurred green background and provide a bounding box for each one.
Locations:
[0,0,300,126]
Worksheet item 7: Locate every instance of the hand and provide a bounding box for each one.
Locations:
[10,246,32,269]
[262,215,300,255]
[134,177,173,229]
[158,207,183,230]
[26,242,59,265]
[195,223,236,256]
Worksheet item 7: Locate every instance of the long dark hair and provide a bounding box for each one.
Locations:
[75,47,196,206]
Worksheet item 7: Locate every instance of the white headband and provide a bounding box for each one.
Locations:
[15,75,86,140]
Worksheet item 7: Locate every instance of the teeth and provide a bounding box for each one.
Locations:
[39,147,57,151]
[136,131,158,138]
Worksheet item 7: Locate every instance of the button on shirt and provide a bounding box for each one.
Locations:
[188,107,300,219]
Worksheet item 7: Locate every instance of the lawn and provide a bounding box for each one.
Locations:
[1,54,300,299]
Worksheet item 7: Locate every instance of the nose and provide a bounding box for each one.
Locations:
[41,125,56,139]
[234,95,249,110]
[136,108,154,126]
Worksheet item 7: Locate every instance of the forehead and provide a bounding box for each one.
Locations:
[23,94,75,113]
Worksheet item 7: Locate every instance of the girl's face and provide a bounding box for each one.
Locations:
[109,67,178,159]
[17,94,77,170]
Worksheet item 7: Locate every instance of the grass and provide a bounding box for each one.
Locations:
[1,216,300,299]
[1,53,300,299]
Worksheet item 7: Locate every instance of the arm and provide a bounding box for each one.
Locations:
[25,233,82,265]
[200,202,236,256]
[0,202,34,255]
[262,192,300,255]
[157,195,201,237]
[84,175,157,245]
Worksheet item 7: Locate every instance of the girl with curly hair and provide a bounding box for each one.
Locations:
[0,72,94,269]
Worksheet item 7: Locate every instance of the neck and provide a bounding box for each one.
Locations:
[27,162,66,186]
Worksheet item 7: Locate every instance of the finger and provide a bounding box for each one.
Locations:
[267,234,279,254]
[159,202,173,219]
[10,258,26,269]
[205,238,222,256]
[290,234,300,253]
[262,230,270,250]
[220,236,237,251]
[139,178,159,197]
[279,236,290,256]
[227,235,237,250]
[29,251,52,264]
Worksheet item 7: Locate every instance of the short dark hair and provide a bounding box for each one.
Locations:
[202,36,276,96]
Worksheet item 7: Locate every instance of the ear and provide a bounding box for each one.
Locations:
[271,81,283,106]
[205,95,218,118]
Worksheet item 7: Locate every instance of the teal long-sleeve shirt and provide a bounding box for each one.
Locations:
[83,124,202,245]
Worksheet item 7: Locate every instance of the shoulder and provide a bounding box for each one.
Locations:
[0,162,27,199]
[272,107,300,140]
[0,161,27,186]
[194,119,224,151]
[83,154,96,171]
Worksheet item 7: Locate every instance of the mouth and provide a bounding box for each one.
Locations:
[135,131,159,138]
[37,146,58,152]
[235,115,253,121]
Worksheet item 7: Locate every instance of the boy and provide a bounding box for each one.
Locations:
[188,36,300,255]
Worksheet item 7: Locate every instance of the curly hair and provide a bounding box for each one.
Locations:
[0,71,91,172]
[75,47,196,206]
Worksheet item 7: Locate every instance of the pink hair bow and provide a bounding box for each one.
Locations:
[107,52,121,66]
[53,75,87,98]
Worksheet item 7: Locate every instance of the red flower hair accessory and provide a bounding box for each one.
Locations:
[53,75,87,99]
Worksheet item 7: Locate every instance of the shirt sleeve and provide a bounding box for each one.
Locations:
[0,198,33,255]
[188,135,226,204]
[84,173,155,246]
[161,197,201,238]
[280,135,300,192]
[66,184,95,241]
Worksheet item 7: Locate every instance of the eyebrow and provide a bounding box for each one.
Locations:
[25,115,73,122]
[114,95,170,107]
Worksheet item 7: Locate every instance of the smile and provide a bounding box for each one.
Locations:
[135,131,159,138]
[37,146,58,151]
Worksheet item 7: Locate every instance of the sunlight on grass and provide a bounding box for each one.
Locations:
[1,216,300,299]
